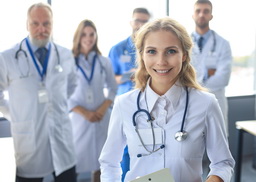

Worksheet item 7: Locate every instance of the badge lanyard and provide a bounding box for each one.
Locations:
[25,38,51,82]
[77,54,97,85]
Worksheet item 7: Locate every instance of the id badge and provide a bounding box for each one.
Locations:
[120,55,131,63]
[38,89,49,103]
[86,88,94,104]
[138,128,163,146]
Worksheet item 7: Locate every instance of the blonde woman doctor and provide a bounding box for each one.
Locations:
[99,17,235,182]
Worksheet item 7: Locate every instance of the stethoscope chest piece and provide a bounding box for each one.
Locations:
[175,131,188,142]
[55,65,63,72]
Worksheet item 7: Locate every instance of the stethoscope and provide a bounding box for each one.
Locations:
[133,87,189,157]
[15,38,63,79]
[192,30,216,55]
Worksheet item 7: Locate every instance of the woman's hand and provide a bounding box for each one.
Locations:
[72,106,100,122]
[205,175,224,182]
[95,99,113,121]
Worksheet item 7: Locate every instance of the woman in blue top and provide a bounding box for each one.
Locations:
[68,19,117,181]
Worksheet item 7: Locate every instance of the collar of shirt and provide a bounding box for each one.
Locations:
[193,30,212,47]
[27,39,50,53]
[78,51,96,64]
[145,79,183,114]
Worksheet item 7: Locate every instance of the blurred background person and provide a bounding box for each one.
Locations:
[69,19,117,182]
[191,0,232,134]
[108,7,151,95]
[108,8,151,181]
[0,2,77,182]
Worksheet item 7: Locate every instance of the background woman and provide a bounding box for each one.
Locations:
[69,19,117,182]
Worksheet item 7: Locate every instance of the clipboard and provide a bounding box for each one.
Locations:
[121,71,134,83]
[129,168,175,182]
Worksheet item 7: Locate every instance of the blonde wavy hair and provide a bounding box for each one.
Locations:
[134,17,206,92]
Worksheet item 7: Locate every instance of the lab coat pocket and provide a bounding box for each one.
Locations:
[205,55,218,69]
[12,120,36,154]
[137,128,163,146]
[8,76,38,118]
[129,128,164,158]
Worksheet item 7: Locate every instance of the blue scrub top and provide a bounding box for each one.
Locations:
[108,36,136,95]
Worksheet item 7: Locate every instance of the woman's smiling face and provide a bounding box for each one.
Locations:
[142,30,186,95]
[80,26,97,55]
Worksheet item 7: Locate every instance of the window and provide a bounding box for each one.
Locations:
[0,0,48,51]
[0,0,255,97]
[51,0,166,55]
[168,0,256,96]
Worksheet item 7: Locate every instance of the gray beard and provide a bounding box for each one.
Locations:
[29,36,51,48]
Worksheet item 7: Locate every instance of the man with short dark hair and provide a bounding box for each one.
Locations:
[108,7,151,95]
[191,0,232,134]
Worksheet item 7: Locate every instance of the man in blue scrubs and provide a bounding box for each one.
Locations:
[108,7,151,181]
[109,7,151,95]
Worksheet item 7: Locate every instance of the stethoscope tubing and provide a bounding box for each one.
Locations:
[15,38,63,80]
[132,91,153,126]
[133,86,189,157]
[133,87,188,132]
[192,30,216,54]
[180,87,189,133]
[15,37,61,68]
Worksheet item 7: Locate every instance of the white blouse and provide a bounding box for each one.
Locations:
[99,81,235,182]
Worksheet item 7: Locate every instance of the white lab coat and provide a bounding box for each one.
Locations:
[68,51,117,173]
[99,82,235,182]
[0,39,77,178]
[191,30,232,132]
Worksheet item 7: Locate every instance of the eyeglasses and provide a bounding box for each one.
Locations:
[132,19,148,24]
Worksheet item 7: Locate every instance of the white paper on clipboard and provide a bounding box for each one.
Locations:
[121,71,134,83]
[129,168,175,182]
